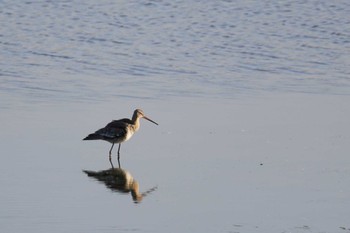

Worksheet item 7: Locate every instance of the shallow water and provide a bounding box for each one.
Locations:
[1,1,350,233]
[1,96,350,233]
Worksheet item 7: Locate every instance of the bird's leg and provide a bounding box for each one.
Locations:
[109,143,115,169]
[117,158,121,168]
[109,159,114,169]
[117,143,121,160]
[116,144,121,168]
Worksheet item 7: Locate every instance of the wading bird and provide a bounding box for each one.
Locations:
[83,109,158,167]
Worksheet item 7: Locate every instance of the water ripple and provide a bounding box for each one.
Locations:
[0,0,349,105]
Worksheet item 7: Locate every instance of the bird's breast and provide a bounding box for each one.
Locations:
[124,127,135,142]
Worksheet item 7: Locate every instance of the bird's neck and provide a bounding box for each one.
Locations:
[131,181,143,202]
[131,115,140,131]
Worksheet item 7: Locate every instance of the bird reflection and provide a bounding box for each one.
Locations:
[83,167,157,203]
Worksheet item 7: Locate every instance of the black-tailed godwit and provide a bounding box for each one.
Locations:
[83,109,158,167]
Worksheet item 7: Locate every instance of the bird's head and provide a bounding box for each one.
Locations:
[133,109,158,125]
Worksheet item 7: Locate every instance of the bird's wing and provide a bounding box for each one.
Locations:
[95,120,129,139]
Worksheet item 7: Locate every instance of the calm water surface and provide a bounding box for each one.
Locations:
[1,0,350,232]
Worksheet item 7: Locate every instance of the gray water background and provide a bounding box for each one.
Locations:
[1,1,350,233]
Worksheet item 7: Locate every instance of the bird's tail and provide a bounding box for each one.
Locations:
[83,133,102,140]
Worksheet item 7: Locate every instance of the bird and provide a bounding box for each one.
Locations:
[83,168,158,203]
[83,109,158,168]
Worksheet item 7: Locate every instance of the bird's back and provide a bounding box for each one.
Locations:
[83,119,132,143]
[106,118,132,127]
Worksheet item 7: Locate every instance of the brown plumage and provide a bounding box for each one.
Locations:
[83,109,158,167]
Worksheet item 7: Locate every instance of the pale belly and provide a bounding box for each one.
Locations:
[123,130,134,142]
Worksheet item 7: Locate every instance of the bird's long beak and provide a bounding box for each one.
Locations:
[143,116,158,125]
